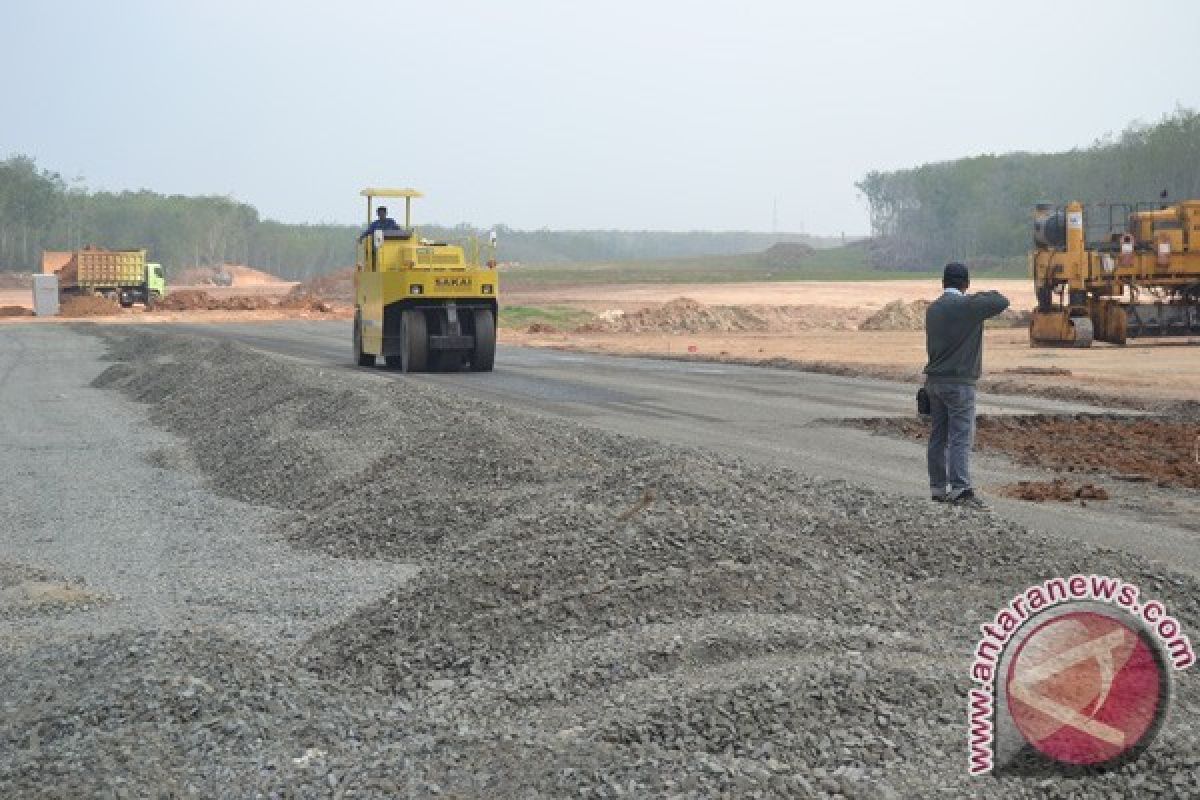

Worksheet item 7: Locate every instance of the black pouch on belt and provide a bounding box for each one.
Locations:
[916,387,931,416]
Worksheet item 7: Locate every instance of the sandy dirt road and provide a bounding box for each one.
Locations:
[157,319,1200,575]
[0,289,32,309]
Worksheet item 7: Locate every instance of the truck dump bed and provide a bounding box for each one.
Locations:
[56,249,147,290]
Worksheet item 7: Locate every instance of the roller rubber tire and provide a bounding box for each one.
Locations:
[401,309,428,373]
[471,309,496,372]
[353,310,375,366]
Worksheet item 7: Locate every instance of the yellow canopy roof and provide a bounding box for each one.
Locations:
[359,188,423,198]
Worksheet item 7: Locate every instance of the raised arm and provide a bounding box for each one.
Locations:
[969,290,1010,320]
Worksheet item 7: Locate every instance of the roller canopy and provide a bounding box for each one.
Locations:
[360,188,424,198]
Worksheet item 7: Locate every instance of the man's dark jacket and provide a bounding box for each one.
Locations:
[360,217,399,240]
[924,290,1010,385]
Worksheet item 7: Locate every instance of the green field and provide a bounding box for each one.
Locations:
[496,305,596,330]
[501,242,1024,288]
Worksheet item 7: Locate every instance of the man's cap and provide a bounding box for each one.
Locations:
[943,262,969,283]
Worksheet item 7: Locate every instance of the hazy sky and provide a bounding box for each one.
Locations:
[3,0,1198,233]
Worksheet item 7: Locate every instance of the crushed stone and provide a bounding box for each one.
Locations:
[3,328,1196,798]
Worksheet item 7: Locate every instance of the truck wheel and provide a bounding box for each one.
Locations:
[471,309,496,372]
[354,310,375,366]
[400,309,428,372]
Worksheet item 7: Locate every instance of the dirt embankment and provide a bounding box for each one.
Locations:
[503,279,1036,312]
[288,267,355,305]
[173,264,287,287]
[563,296,1031,336]
[576,296,864,334]
[859,298,1031,331]
[1,262,348,321]
[59,295,122,318]
[852,414,1200,490]
[154,289,333,313]
[19,329,1191,797]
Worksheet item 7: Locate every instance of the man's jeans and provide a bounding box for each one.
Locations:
[926,382,976,498]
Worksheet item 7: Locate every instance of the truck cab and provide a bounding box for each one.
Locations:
[142,262,166,305]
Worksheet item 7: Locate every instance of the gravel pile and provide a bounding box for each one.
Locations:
[0,629,404,797]
[4,328,1196,797]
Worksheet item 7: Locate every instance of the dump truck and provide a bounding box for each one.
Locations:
[45,248,166,308]
[352,188,498,371]
[1029,200,1200,346]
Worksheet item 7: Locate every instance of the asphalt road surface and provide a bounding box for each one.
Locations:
[160,320,1198,575]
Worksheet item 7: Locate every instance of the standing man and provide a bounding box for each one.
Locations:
[924,262,1009,508]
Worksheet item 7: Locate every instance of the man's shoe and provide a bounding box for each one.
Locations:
[951,489,987,510]
[932,494,949,503]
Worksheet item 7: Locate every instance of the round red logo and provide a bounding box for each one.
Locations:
[1005,610,1167,766]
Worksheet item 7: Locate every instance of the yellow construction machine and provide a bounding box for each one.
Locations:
[353,188,498,371]
[1029,199,1200,346]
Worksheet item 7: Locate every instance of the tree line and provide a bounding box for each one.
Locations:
[856,108,1200,269]
[0,157,369,279]
[0,156,826,280]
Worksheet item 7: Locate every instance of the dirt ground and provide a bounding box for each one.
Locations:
[7,272,1200,407]
[0,263,300,313]
[846,412,1200,521]
[172,264,287,287]
[504,278,1035,312]
[0,280,350,324]
[0,289,34,309]
[849,414,1200,490]
[504,326,1200,407]
[507,276,1200,518]
[996,479,1111,504]
[499,279,1200,407]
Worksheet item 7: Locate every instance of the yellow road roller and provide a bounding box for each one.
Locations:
[353,188,498,371]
